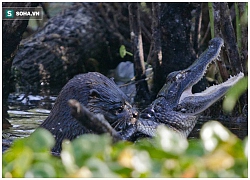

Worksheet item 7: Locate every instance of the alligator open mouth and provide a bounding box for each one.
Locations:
[126,37,245,139]
[175,37,244,115]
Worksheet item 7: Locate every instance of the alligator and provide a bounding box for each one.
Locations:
[134,37,244,138]
[69,37,244,141]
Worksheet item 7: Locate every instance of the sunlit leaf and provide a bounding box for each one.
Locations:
[131,150,151,174]
[61,140,78,174]
[118,148,133,168]
[68,166,92,178]
[200,121,232,152]
[155,125,188,155]
[204,149,234,171]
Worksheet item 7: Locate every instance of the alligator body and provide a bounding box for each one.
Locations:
[134,37,244,138]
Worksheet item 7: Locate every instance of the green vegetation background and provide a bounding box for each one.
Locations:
[2,120,248,178]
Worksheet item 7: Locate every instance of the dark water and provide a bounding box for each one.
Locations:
[2,93,57,148]
[189,115,248,140]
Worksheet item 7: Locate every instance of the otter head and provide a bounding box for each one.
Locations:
[85,73,138,132]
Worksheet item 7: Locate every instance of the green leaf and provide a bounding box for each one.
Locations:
[186,139,205,157]
[25,162,57,178]
[3,147,33,177]
[243,137,248,158]
[2,120,248,178]
[2,128,59,178]
[85,158,119,177]
[119,45,127,58]
[119,45,133,58]
[69,134,112,167]
[223,76,248,112]
[26,128,55,152]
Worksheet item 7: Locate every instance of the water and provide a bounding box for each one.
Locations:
[2,93,57,149]
[4,108,49,139]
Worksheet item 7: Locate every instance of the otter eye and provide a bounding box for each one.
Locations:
[117,107,123,113]
[115,106,124,115]
[89,89,100,98]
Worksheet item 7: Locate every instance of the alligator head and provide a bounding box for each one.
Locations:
[137,37,244,137]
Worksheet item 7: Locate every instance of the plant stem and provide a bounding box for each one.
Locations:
[235,2,242,54]
[208,2,214,38]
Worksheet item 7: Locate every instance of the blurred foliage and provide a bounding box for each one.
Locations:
[223,76,248,113]
[3,121,248,178]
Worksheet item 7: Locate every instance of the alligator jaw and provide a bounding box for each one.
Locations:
[136,37,244,139]
[163,36,244,116]
[180,37,224,98]
[174,37,244,115]
[158,38,225,104]
[177,72,244,115]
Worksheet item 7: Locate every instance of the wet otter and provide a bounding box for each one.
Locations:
[40,72,138,153]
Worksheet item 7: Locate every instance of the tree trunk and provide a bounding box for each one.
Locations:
[148,3,164,97]
[2,2,39,129]
[160,3,197,76]
[128,3,150,105]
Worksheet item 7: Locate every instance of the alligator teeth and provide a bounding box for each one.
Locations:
[198,72,243,96]
[179,72,244,104]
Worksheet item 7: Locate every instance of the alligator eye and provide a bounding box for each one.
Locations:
[175,70,190,80]
[180,108,187,113]
[166,71,180,83]
[176,73,183,80]
[173,105,187,113]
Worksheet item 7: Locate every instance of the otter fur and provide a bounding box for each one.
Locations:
[40,72,138,153]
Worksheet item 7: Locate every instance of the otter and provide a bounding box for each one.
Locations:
[40,72,138,153]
